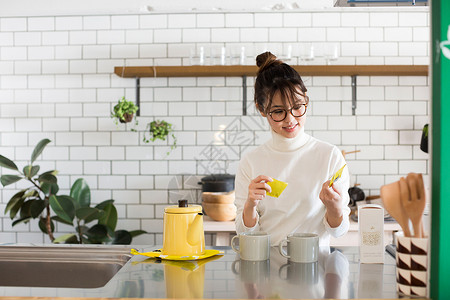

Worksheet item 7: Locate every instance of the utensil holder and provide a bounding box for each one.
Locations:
[394,232,428,297]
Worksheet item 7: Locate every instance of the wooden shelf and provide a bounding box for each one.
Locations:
[114,64,429,116]
[114,65,429,78]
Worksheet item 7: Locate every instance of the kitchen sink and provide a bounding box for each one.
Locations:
[0,245,132,289]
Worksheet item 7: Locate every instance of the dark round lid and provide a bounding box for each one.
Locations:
[165,200,202,214]
[201,174,235,182]
[178,199,188,207]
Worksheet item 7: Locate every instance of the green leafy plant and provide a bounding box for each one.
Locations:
[422,123,428,138]
[0,139,146,244]
[111,96,139,125]
[420,123,429,153]
[143,120,177,154]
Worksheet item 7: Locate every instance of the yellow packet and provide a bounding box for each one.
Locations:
[267,179,288,198]
[329,164,346,187]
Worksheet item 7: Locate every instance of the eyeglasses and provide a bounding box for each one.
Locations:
[268,104,308,122]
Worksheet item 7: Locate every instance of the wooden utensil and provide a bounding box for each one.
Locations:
[341,149,361,159]
[400,173,426,238]
[380,181,411,237]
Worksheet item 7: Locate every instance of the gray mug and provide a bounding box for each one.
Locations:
[279,261,319,284]
[279,233,319,263]
[231,231,270,261]
[231,259,270,283]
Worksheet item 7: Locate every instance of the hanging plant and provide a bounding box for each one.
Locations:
[111,96,139,125]
[144,120,177,154]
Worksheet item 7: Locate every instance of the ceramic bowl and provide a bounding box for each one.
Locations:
[201,191,235,204]
[202,202,236,221]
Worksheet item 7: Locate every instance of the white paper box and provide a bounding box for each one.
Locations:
[358,204,384,264]
[357,264,384,298]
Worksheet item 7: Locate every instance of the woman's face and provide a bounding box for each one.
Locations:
[261,91,308,139]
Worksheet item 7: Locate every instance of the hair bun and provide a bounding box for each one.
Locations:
[256,51,282,75]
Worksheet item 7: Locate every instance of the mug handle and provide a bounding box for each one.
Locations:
[278,263,289,280]
[231,260,240,275]
[279,238,290,258]
[231,235,240,253]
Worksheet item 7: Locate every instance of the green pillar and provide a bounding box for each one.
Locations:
[431,0,450,299]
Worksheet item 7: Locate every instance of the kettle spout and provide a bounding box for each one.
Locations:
[187,213,204,246]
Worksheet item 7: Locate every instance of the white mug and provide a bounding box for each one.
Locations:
[279,233,319,263]
[231,231,270,261]
[231,259,270,283]
[279,261,318,284]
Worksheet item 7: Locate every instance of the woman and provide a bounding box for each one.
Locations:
[234,52,350,246]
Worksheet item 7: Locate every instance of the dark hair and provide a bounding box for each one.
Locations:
[254,52,308,114]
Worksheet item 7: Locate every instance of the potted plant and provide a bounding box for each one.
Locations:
[420,123,429,153]
[0,139,146,244]
[143,120,177,154]
[111,96,139,125]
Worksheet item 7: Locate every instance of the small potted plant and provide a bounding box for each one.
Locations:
[144,120,177,154]
[111,97,139,125]
[420,123,429,153]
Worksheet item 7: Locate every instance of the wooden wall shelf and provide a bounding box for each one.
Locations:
[114,65,429,78]
[114,64,429,116]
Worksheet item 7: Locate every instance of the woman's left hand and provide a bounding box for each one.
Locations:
[319,181,343,227]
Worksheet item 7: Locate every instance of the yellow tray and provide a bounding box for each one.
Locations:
[131,248,224,261]
[131,254,222,270]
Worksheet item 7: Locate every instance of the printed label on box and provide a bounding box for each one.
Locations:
[359,204,384,264]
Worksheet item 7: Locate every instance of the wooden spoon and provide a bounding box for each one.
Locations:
[380,180,411,237]
[401,173,426,238]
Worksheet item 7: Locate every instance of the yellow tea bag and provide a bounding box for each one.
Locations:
[267,179,288,198]
[329,164,346,187]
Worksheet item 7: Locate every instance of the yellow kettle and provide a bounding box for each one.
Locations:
[164,261,205,298]
[162,199,205,256]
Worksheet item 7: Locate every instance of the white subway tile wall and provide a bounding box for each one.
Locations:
[0,8,430,244]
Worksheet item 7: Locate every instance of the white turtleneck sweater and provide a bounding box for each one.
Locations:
[234,128,350,246]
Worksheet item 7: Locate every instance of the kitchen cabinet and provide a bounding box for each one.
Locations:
[204,216,401,247]
[329,220,401,247]
[204,216,236,246]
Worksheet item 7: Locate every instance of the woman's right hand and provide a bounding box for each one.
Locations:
[242,175,273,228]
[246,175,273,207]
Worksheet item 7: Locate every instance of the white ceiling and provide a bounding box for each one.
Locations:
[0,0,336,17]
[334,0,427,6]
[0,0,427,17]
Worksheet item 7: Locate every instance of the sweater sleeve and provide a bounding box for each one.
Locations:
[322,147,351,238]
[234,155,260,233]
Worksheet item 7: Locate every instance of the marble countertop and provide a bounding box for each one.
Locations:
[0,245,398,299]
[0,246,397,299]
